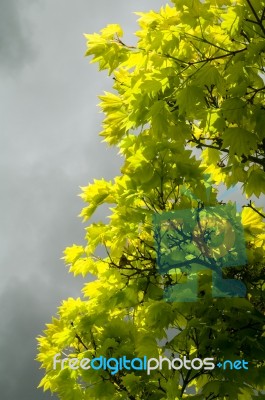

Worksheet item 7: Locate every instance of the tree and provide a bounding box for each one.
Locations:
[37,1,265,398]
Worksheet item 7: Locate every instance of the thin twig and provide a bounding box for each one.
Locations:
[243,200,265,219]
[246,0,265,35]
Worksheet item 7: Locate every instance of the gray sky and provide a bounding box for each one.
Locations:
[0,0,169,398]
[0,1,264,399]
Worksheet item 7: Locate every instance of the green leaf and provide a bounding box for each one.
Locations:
[245,168,265,197]
[222,127,257,156]
[177,85,205,117]
[221,98,246,124]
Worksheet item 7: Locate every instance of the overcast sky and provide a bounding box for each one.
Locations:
[0,1,264,399]
[0,0,171,398]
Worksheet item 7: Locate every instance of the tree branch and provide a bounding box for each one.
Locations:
[188,136,265,169]
[70,322,89,350]
[243,200,265,219]
[246,0,265,36]
[180,369,192,397]
[164,47,247,66]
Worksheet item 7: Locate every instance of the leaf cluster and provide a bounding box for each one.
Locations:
[37,1,265,399]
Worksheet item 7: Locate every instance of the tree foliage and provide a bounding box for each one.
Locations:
[37,1,265,398]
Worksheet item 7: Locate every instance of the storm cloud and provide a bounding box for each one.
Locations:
[0,0,168,398]
[0,0,38,72]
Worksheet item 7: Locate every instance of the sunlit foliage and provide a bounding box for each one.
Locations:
[37,1,265,398]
